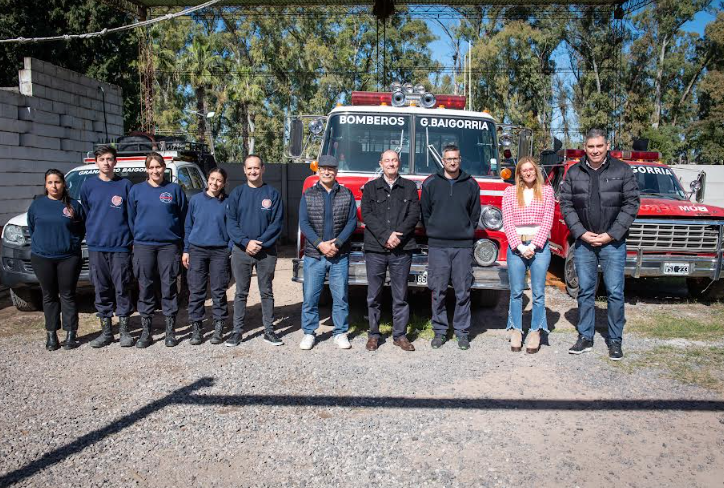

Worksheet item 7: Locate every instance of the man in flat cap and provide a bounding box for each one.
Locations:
[298,155,358,350]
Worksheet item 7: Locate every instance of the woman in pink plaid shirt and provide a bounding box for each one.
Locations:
[501,157,555,353]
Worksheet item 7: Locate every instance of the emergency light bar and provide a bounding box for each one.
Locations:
[561,149,661,161]
[350,91,466,110]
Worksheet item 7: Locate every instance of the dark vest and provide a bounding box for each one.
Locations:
[303,182,354,259]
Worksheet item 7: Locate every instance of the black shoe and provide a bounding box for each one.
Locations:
[457,335,470,350]
[164,316,178,347]
[225,330,243,347]
[189,321,203,346]
[136,316,153,348]
[63,330,80,350]
[608,342,623,361]
[431,334,446,349]
[118,316,134,347]
[46,331,60,351]
[569,335,594,355]
[263,329,283,346]
[90,317,114,348]
[210,320,225,345]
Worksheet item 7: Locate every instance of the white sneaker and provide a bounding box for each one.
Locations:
[334,333,351,349]
[299,334,316,350]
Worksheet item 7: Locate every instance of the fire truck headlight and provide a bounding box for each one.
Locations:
[480,206,503,230]
[474,239,498,267]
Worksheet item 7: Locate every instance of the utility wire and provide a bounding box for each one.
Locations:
[0,0,221,44]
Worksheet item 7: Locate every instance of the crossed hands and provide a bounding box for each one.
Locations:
[384,231,404,250]
[318,240,339,258]
[521,246,535,260]
[246,239,263,256]
[581,231,613,247]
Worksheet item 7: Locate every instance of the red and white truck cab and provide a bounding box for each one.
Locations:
[545,149,724,298]
[287,85,516,307]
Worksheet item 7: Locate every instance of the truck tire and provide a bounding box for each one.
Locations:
[687,278,724,301]
[10,287,42,312]
[564,244,580,299]
[471,289,501,308]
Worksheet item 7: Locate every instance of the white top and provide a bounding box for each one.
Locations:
[515,188,540,253]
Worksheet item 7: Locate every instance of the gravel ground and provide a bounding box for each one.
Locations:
[1,252,723,487]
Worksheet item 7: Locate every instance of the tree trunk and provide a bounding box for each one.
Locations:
[672,50,713,126]
[196,86,207,144]
[651,35,669,129]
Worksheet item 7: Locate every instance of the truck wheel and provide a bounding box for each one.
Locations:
[687,278,724,301]
[471,289,501,308]
[564,245,580,298]
[10,288,42,312]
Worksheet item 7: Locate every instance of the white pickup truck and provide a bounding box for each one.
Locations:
[1,157,208,311]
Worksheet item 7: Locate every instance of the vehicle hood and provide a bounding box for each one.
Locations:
[639,197,724,218]
[5,212,28,227]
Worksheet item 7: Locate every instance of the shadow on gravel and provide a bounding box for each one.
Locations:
[3,376,724,487]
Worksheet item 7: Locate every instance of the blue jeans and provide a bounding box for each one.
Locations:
[301,255,349,335]
[574,239,626,344]
[506,242,551,332]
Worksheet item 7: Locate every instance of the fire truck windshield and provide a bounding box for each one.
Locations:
[320,113,498,176]
[631,165,687,200]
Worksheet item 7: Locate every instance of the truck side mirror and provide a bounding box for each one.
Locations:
[517,129,533,160]
[690,171,706,203]
[289,119,304,158]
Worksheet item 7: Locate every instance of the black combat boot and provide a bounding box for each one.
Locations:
[46,331,60,351]
[63,330,80,350]
[209,320,225,345]
[189,321,203,345]
[118,316,134,347]
[90,317,114,348]
[136,316,153,349]
[164,315,178,347]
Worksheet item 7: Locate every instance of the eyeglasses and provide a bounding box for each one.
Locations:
[520,169,537,174]
[443,157,460,162]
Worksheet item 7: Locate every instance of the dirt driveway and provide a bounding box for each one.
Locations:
[1,249,723,487]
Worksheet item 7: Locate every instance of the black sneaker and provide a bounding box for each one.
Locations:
[457,335,470,350]
[263,329,283,346]
[608,342,623,361]
[568,335,594,355]
[431,334,446,349]
[225,331,243,347]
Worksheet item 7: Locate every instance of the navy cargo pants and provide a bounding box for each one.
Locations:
[88,250,134,318]
[427,246,474,338]
[187,245,230,322]
[133,243,181,318]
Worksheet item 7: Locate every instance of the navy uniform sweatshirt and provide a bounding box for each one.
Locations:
[226,183,284,250]
[420,169,482,248]
[79,176,133,252]
[184,191,230,252]
[128,181,188,246]
[27,196,86,259]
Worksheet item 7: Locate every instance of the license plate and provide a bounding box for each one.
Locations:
[413,272,428,285]
[663,262,690,275]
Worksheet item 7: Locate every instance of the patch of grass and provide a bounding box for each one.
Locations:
[350,313,434,340]
[626,307,724,340]
[618,345,724,392]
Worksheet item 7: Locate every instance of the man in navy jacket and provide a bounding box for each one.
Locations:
[420,144,481,350]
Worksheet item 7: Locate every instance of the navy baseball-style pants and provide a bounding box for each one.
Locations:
[427,246,474,338]
[133,243,181,318]
[187,245,230,322]
[365,250,413,339]
[31,253,82,331]
[88,250,134,318]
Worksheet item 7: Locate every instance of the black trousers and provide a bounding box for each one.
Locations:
[187,245,230,322]
[88,251,133,318]
[365,250,413,339]
[428,246,474,337]
[133,243,181,318]
[231,246,277,331]
[30,253,82,331]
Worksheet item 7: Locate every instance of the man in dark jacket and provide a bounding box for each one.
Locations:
[298,155,358,350]
[559,128,640,360]
[420,144,482,350]
[361,150,420,352]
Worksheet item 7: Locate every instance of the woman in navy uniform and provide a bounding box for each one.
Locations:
[27,169,86,351]
[128,152,188,348]
[182,168,231,345]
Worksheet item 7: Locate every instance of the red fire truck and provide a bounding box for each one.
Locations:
[287,84,520,307]
[545,148,724,299]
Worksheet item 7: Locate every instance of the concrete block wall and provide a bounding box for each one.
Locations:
[0,57,123,226]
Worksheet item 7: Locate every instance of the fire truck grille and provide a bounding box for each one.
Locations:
[627,221,721,252]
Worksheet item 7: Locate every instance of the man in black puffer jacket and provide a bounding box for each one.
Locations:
[421,144,482,351]
[559,128,640,361]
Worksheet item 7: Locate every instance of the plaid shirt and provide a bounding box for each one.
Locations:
[502,184,555,250]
